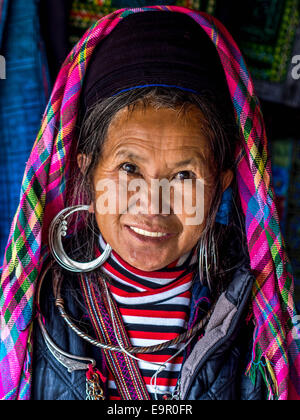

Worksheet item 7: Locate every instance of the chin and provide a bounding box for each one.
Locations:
[126,252,171,272]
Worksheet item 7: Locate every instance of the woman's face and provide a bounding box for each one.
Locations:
[78,104,233,271]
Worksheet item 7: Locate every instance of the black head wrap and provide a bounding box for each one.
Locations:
[80,11,232,115]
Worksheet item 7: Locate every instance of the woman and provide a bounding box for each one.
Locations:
[0,6,300,400]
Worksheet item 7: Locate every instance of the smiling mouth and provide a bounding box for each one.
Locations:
[129,226,168,237]
[125,225,175,242]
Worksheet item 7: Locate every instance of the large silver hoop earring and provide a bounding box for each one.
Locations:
[48,205,112,273]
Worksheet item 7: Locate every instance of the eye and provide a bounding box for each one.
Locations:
[120,162,139,174]
[173,170,196,180]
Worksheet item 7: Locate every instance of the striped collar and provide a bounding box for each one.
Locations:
[98,234,198,305]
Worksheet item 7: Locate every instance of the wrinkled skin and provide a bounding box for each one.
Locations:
[78,104,233,271]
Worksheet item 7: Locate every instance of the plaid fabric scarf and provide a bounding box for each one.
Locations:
[0,5,300,400]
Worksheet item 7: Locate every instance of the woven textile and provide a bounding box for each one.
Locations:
[0,0,51,260]
[233,0,300,83]
[0,5,299,400]
[271,138,294,236]
[285,139,300,306]
[0,0,9,48]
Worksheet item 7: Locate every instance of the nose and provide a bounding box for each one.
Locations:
[126,178,177,216]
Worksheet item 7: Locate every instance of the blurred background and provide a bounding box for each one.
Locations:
[0,0,299,307]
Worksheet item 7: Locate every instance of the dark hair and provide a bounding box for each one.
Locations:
[67,86,248,298]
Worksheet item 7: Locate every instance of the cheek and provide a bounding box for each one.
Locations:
[93,172,137,218]
[172,180,214,228]
[173,191,210,252]
[92,168,121,240]
[92,172,139,243]
[181,223,203,243]
[94,205,119,236]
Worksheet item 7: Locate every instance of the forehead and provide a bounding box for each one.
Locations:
[103,104,211,155]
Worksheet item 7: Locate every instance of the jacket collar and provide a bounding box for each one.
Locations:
[180,249,254,399]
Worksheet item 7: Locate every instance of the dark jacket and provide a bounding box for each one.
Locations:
[32,247,267,400]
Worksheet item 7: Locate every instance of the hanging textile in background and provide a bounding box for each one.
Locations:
[39,0,73,84]
[270,137,300,306]
[0,0,9,48]
[68,0,216,45]
[0,0,51,261]
[214,0,300,108]
[254,24,300,108]
[233,0,299,83]
[285,139,300,308]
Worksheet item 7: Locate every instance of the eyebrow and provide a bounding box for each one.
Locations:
[115,150,147,162]
[173,158,199,168]
[115,149,207,167]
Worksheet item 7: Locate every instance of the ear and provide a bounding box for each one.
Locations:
[77,153,91,175]
[221,169,234,192]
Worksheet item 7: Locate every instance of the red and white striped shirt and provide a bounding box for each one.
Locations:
[98,235,197,400]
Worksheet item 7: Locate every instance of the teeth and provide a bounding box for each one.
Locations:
[129,226,168,237]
